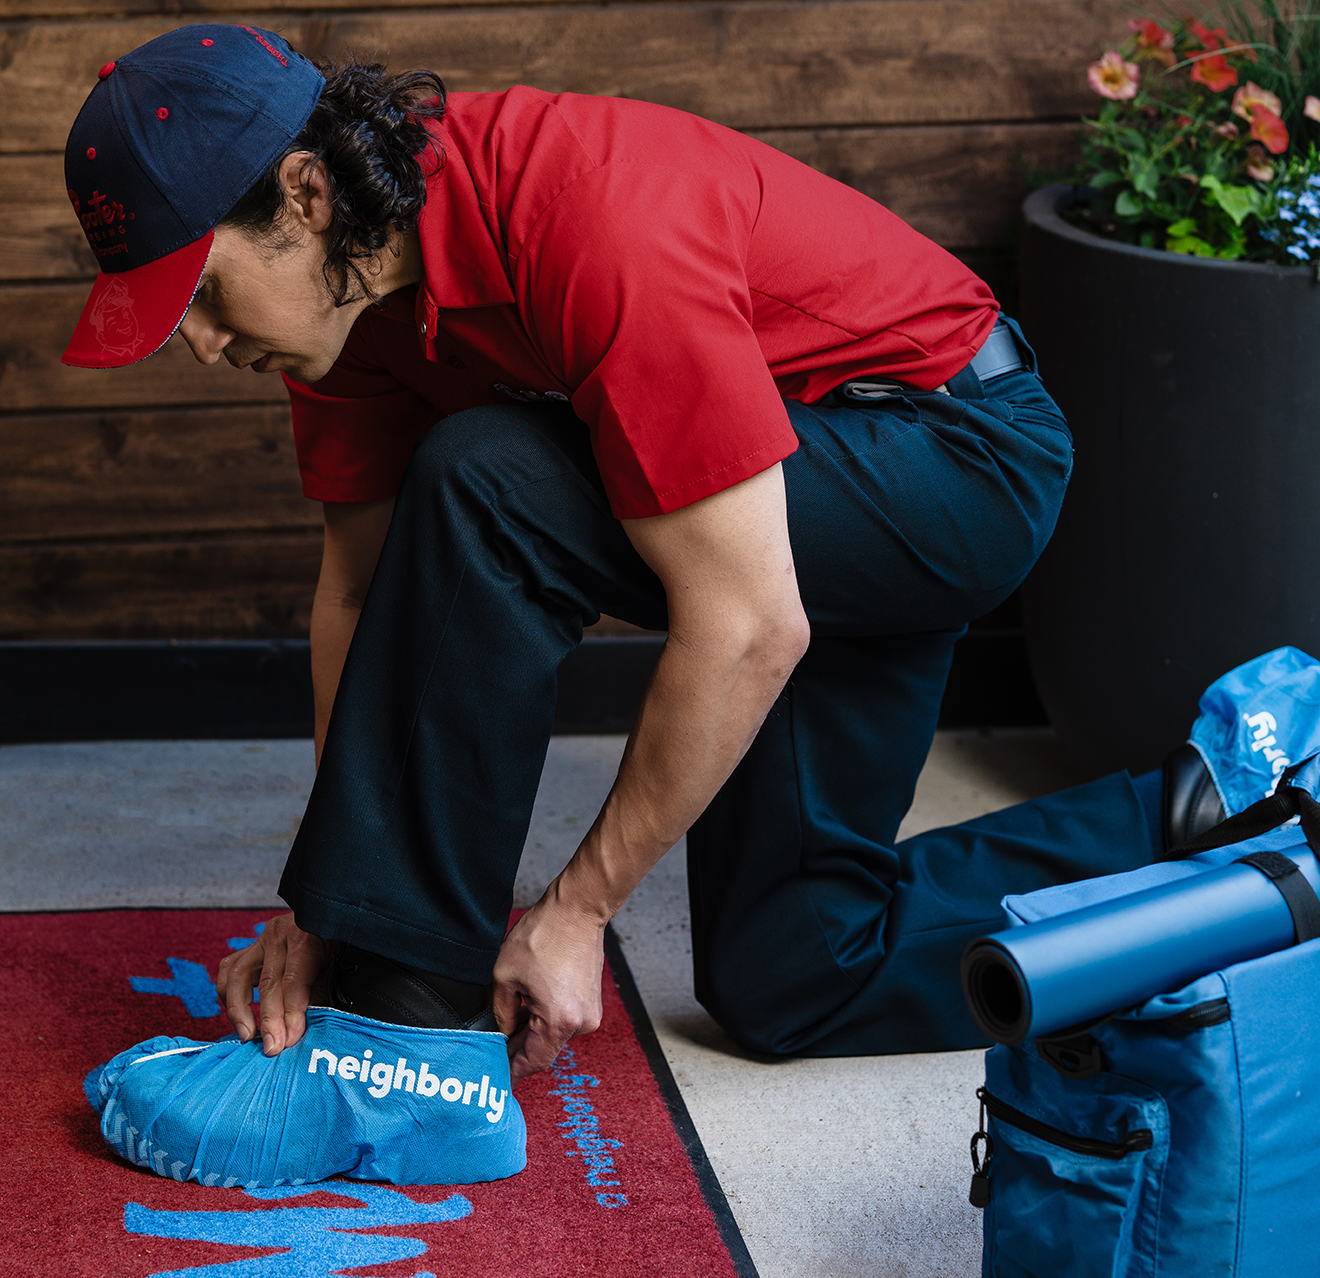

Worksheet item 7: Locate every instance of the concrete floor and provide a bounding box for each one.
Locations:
[0,729,1087,1277]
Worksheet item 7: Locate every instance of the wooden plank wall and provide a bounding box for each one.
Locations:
[0,0,1127,639]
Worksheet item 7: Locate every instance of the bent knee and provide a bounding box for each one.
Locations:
[406,404,596,506]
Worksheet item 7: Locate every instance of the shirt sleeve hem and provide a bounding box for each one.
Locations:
[298,475,405,504]
[609,431,800,519]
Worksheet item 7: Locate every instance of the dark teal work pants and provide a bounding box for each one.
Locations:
[280,320,1159,1056]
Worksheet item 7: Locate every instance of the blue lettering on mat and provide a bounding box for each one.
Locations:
[129,958,221,1019]
[125,1183,471,1277]
[546,1047,629,1208]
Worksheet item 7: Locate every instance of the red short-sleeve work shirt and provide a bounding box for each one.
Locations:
[285,88,999,519]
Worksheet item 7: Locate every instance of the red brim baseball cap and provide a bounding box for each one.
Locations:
[62,231,213,369]
[61,24,323,370]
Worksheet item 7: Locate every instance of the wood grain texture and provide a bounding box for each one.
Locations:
[1,2,1129,153]
[0,532,322,639]
[0,405,314,542]
[0,154,96,279]
[752,120,1079,247]
[0,285,288,409]
[0,0,565,16]
[4,122,1078,282]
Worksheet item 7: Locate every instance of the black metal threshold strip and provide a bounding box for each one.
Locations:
[603,925,761,1278]
[0,631,1043,743]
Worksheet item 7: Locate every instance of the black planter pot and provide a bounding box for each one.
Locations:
[1019,184,1320,777]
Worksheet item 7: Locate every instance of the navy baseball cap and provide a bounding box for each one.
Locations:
[62,24,324,369]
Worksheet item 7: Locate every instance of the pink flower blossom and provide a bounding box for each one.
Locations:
[1245,144,1274,181]
[1128,18,1176,66]
[1213,120,1240,138]
[1088,50,1140,100]
[1305,95,1320,122]
[1249,105,1290,154]
[1188,19,1229,51]
[1191,52,1238,91]
[1232,81,1282,121]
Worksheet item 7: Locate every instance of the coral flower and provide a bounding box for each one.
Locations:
[1306,95,1320,122]
[1128,18,1177,66]
[1245,144,1274,181]
[1250,105,1290,153]
[1088,50,1140,100]
[1191,52,1238,91]
[1232,81,1283,121]
[1188,19,1229,51]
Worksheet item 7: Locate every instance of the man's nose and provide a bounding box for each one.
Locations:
[177,309,233,366]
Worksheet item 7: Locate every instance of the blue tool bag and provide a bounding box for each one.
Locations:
[967,750,1320,1273]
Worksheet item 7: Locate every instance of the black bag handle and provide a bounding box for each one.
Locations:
[1161,754,1320,944]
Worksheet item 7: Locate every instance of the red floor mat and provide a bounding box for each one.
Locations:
[1,910,754,1277]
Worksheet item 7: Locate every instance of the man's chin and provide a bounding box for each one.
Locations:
[278,360,333,386]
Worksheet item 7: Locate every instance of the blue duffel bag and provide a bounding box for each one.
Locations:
[967,655,1320,1277]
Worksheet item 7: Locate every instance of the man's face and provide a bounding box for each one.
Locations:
[178,223,368,385]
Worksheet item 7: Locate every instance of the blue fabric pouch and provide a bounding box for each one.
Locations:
[87,1007,526,1188]
[974,838,1320,1276]
[972,648,1320,1275]
[1190,644,1320,813]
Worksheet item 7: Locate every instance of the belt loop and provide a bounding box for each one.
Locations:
[945,362,985,401]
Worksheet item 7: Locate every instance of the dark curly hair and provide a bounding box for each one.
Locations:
[222,58,446,305]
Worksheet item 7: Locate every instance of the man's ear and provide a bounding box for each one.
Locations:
[277,152,333,235]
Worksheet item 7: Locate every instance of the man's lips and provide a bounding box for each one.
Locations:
[227,351,274,372]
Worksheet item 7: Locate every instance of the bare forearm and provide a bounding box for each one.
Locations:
[556,614,807,921]
[309,497,394,766]
[309,589,362,765]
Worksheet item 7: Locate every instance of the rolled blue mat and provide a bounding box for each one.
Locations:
[961,848,1320,1044]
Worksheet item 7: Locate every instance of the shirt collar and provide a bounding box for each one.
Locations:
[415,119,516,312]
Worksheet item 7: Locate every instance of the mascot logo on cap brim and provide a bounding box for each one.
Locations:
[89,277,142,358]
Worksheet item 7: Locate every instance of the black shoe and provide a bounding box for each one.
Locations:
[326,943,498,1033]
[1162,742,1226,852]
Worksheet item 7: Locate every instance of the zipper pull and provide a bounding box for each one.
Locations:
[969,1087,994,1209]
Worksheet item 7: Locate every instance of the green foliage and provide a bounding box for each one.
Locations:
[1066,2,1320,263]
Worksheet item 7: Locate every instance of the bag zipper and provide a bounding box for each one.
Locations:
[1146,998,1230,1034]
[977,1087,1154,1160]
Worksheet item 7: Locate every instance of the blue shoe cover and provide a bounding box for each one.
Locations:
[88,1007,526,1187]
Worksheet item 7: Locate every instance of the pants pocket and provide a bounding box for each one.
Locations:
[979,1059,1169,1278]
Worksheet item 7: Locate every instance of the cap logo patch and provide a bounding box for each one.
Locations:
[88,277,142,357]
[240,26,289,67]
[70,189,135,256]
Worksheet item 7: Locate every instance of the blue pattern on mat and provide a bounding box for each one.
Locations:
[125,1183,470,1277]
[129,958,221,1019]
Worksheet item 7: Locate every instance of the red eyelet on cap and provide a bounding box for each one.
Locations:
[201,38,214,46]
[97,61,115,79]
[86,147,96,160]
[157,107,169,120]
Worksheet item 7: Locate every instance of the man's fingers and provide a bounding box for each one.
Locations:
[276,944,319,1051]
[218,945,263,1043]
[256,934,291,1056]
[491,982,525,1038]
[510,1017,566,1080]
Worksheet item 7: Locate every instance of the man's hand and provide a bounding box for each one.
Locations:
[492,882,606,1080]
[215,912,332,1056]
